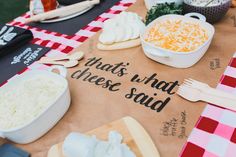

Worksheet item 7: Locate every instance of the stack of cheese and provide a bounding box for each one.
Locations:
[97,12,145,51]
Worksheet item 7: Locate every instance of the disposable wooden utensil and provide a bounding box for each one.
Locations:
[40,51,84,62]
[177,83,236,111]
[25,0,100,23]
[37,60,79,68]
[183,78,236,100]
[47,116,160,157]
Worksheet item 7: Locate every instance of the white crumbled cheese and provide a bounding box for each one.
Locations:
[0,75,65,130]
[63,131,136,157]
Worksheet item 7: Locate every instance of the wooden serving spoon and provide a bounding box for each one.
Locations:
[37,60,79,68]
[40,51,84,62]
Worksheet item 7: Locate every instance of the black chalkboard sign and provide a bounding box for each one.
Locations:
[0,44,50,85]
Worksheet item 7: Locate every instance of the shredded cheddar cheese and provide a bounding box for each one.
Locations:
[145,20,209,52]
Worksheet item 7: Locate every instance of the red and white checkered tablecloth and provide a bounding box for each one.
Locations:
[181,53,236,157]
[0,0,135,86]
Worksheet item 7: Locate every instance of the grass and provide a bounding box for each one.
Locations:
[0,0,28,23]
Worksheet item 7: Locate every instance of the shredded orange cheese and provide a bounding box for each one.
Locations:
[145,20,209,52]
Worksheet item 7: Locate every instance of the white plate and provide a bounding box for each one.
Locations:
[40,5,94,23]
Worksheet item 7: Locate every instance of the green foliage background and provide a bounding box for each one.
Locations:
[0,0,28,23]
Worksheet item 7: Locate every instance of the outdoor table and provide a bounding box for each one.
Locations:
[1,0,236,157]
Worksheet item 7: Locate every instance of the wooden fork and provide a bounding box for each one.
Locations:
[183,78,236,100]
[177,81,236,111]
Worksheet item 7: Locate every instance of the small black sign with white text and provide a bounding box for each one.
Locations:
[0,44,50,85]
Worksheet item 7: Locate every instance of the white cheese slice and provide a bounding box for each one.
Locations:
[99,30,116,45]
[115,27,126,43]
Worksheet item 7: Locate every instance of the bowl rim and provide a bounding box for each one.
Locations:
[183,0,231,8]
[0,70,68,133]
[141,14,215,55]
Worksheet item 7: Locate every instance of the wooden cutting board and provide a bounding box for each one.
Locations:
[47,116,160,157]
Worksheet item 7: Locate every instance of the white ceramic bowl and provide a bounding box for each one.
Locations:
[0,66,71,144]
[141,13,215,68]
